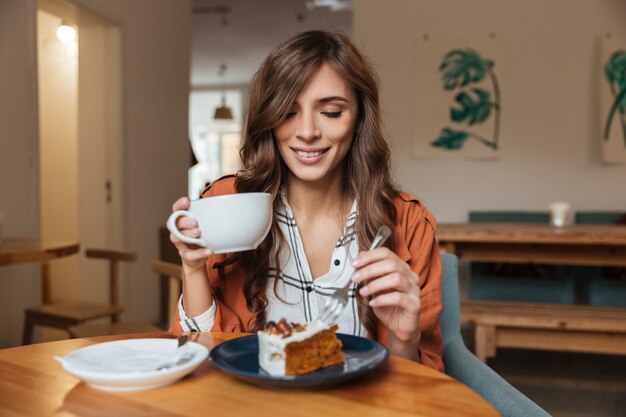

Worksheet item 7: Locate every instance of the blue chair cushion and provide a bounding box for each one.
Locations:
[469,211,551,224]
[588,276,626,307]
[573,211,626,307]
[468,211,575,304]
[574,211,626,225]
[470,274,576,304]
[440,253,551,417]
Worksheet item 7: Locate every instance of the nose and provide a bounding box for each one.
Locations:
[295,110,321,142]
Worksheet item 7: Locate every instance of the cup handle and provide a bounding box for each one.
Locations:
[166,210,206,247]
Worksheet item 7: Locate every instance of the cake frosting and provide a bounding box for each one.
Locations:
[258,318,344,376]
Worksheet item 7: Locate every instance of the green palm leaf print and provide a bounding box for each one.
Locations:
[451,89,492,125]
[603,49,626,145]
[431,128,469,149]
[431,48,501,151]
[439,49,494,90]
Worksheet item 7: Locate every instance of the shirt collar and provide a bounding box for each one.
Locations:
[278,188,358,223]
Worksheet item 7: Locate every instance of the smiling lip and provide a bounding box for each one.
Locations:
[291,147,330,165]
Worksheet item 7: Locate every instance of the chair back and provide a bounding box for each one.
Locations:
[439,252,461,349]
[574,211,626,225]
[85,248,137,321]
[152,260,183,326]
[467,211,574,304]
[152,260,183,282]
[438,252,551,417]
[469,211,550,223]
[573,212,626,307]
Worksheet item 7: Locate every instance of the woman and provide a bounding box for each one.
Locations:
[170,30,443,371]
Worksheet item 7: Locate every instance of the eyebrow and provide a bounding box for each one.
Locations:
[318,96,348,103]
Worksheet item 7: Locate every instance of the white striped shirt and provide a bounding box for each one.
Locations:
[177,192,366,336]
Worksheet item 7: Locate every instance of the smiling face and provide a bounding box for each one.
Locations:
[273,62,358,190]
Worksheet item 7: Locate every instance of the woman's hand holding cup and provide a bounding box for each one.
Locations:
[167,192,271,318]
[167,192,273,256]
[169,196,213,271]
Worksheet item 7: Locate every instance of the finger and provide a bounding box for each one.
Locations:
[175,216,198,231]
[352,247,394,268]
[172,196,190,211]
[180,247,213,262]
[369,291,420,311]
[359,272,416,297]
[183,227,201,238]
[352,257,405,284]
[169,228,201,245]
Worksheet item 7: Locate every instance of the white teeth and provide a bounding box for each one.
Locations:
[296,150,323,158]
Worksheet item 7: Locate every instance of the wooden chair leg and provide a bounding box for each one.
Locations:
[42,262,52,303]
[22,316,35,345]
[474,324,497,362]
[110,259,120,323]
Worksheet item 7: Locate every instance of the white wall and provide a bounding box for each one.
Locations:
[38,8,80,304]
[354,0,626,222]
[60,0,192,324]
[0,0,190,346]
[0,0,41,347]
[76,10,124,306]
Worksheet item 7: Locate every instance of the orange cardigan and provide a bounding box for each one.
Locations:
[170,176,443,372]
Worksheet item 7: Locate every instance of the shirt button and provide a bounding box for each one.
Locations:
[334,259,340,266]
[306,285,313,293]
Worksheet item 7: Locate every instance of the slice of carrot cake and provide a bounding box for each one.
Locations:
[258,318,344,376]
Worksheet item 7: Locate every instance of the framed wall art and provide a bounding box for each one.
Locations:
[600,35,626,164]
[412,34,504,159]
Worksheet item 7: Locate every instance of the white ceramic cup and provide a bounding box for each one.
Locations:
[548,202,571,227]
[167,193,272,253]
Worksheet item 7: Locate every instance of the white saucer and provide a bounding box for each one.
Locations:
[55,338,208,392]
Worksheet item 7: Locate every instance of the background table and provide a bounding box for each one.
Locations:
[437,223,626,360]
[0,237,79,266]
[437,223,626,267]
[0,332,500,417]
[0,237,80,303]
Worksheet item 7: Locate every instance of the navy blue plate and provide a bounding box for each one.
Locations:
[209,333,388,388]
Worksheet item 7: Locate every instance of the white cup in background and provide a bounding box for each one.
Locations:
[167,193,272,254]
[548,202,571,227]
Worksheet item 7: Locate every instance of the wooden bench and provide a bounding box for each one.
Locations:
[461,300,626,362]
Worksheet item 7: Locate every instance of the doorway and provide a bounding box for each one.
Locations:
[37,0,123,341]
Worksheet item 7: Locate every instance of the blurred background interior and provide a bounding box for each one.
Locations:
[1,1,625,416]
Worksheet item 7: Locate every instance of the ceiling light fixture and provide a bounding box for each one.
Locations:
[305,0,353,12]
[214,97,234,120]
[56,23,77,44]
[214,63,234,120]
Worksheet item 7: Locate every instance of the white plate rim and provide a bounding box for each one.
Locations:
[57,338,208,388]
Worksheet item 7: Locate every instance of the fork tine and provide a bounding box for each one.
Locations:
[320,302,337,324]
[316,226,391,325]
[320,302,339,325]
[318,292,349,325]
[319,302,334,323]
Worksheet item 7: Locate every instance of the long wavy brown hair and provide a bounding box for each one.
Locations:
[217,30,399,339]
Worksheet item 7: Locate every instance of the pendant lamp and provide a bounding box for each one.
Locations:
[214,63,234,120]
[214,96,234,120]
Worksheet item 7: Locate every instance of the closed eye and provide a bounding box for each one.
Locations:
[285,112,296,119]
[322,111,342,119]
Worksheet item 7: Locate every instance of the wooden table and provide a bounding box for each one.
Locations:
[0,237,80,303]
[437,223,626,361]
[0,237,80,266]
[437,223,626,267]
[0,332,501,417]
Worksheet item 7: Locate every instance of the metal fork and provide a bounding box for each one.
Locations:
[154,335,190,371]
[317,225,392,326]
